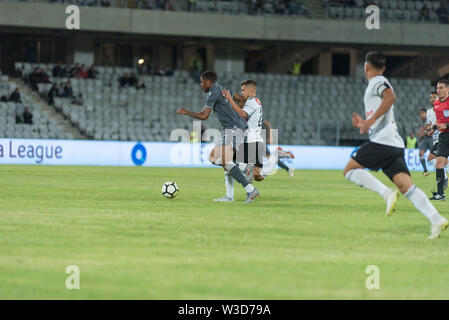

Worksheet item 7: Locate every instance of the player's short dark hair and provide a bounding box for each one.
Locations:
[241,79,257,88]
[365,51,386,70]
[437,79,449,87]
[201,70,217,82]
[420,108,427,113]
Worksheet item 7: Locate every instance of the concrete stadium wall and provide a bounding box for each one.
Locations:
[1,2,449,48]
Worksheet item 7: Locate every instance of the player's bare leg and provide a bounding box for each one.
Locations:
[344,158,398,216]
[392,172,448,239]
[419,149,429,177]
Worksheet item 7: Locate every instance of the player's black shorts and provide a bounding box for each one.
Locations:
[431,143,439,156]
[351,141,410,181]
[436,132,449,158]
[234,141,265,168]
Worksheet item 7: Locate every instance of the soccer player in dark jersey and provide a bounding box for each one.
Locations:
[430,79,449,201]
[177,70,260,203]
[418,108,433,176]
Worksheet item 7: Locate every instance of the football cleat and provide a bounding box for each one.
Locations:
[277,147,295,159]
[422,171,430,177]
[429,218,449,239]
[385,188,399,217]
[429,193,446,201]
[213,195,234,202]
[245,188,260,203]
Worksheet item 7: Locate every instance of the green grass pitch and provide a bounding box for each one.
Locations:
[1,165,449,299]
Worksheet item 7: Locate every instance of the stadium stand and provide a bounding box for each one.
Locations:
[0,69,84,140]
[323,0,449,23]
[6,0,311,17]
[13,62,433,146]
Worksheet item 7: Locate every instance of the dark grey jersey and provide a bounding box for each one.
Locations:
[204,82,248,130]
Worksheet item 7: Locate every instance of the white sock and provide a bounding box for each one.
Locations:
[404,185,443,224]
[261,158,276,176]
[345,169,390,200]
[244,184,255,193]
[225,172,234,199]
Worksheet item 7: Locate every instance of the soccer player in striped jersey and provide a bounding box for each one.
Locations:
[343,52,447,239]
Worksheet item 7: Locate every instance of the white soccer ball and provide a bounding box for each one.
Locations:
[162,181,179,199]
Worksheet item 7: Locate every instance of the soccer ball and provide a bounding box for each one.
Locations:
[162,181,178,199]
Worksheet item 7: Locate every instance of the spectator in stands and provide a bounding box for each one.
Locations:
[58,82,66,97]
[62,64,72,77]
[71,63,81,77]
[0,95,7,102]
[72,92,85,105]
[437,3,449,23]
[9,88,21,102]
[275,0,286,14]
[39,68,50,83]
[100,0,111,6]
[420,4,430,21]
[190,53,204,81]
[119,73,130,87]
[64,81,74,98]
[23,107,33,125]
[52,62,64,77]
[187,0,196,12]
[29,67,40,90]
[79,64,89,79]
[48,84,58,105]
[88,64,97,78]
[289,0,302,15]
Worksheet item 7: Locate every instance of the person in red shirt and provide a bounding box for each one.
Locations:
[431,79,449,200]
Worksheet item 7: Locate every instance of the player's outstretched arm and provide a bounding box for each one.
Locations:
[222,89,248,119]
[177,106,212,121]
[359,88,396,134]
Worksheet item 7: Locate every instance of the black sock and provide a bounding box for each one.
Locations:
[420,158,427,172]
[229,165,250,187]
[437,168,445,195]
[278,160,289,172]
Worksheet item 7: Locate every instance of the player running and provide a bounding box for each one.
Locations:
[343,52,447,239]
[418,108,433,176]
[222,80,270,183]
[177,70,260,203]
[263,120,295,179]
[430,79,449,201]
